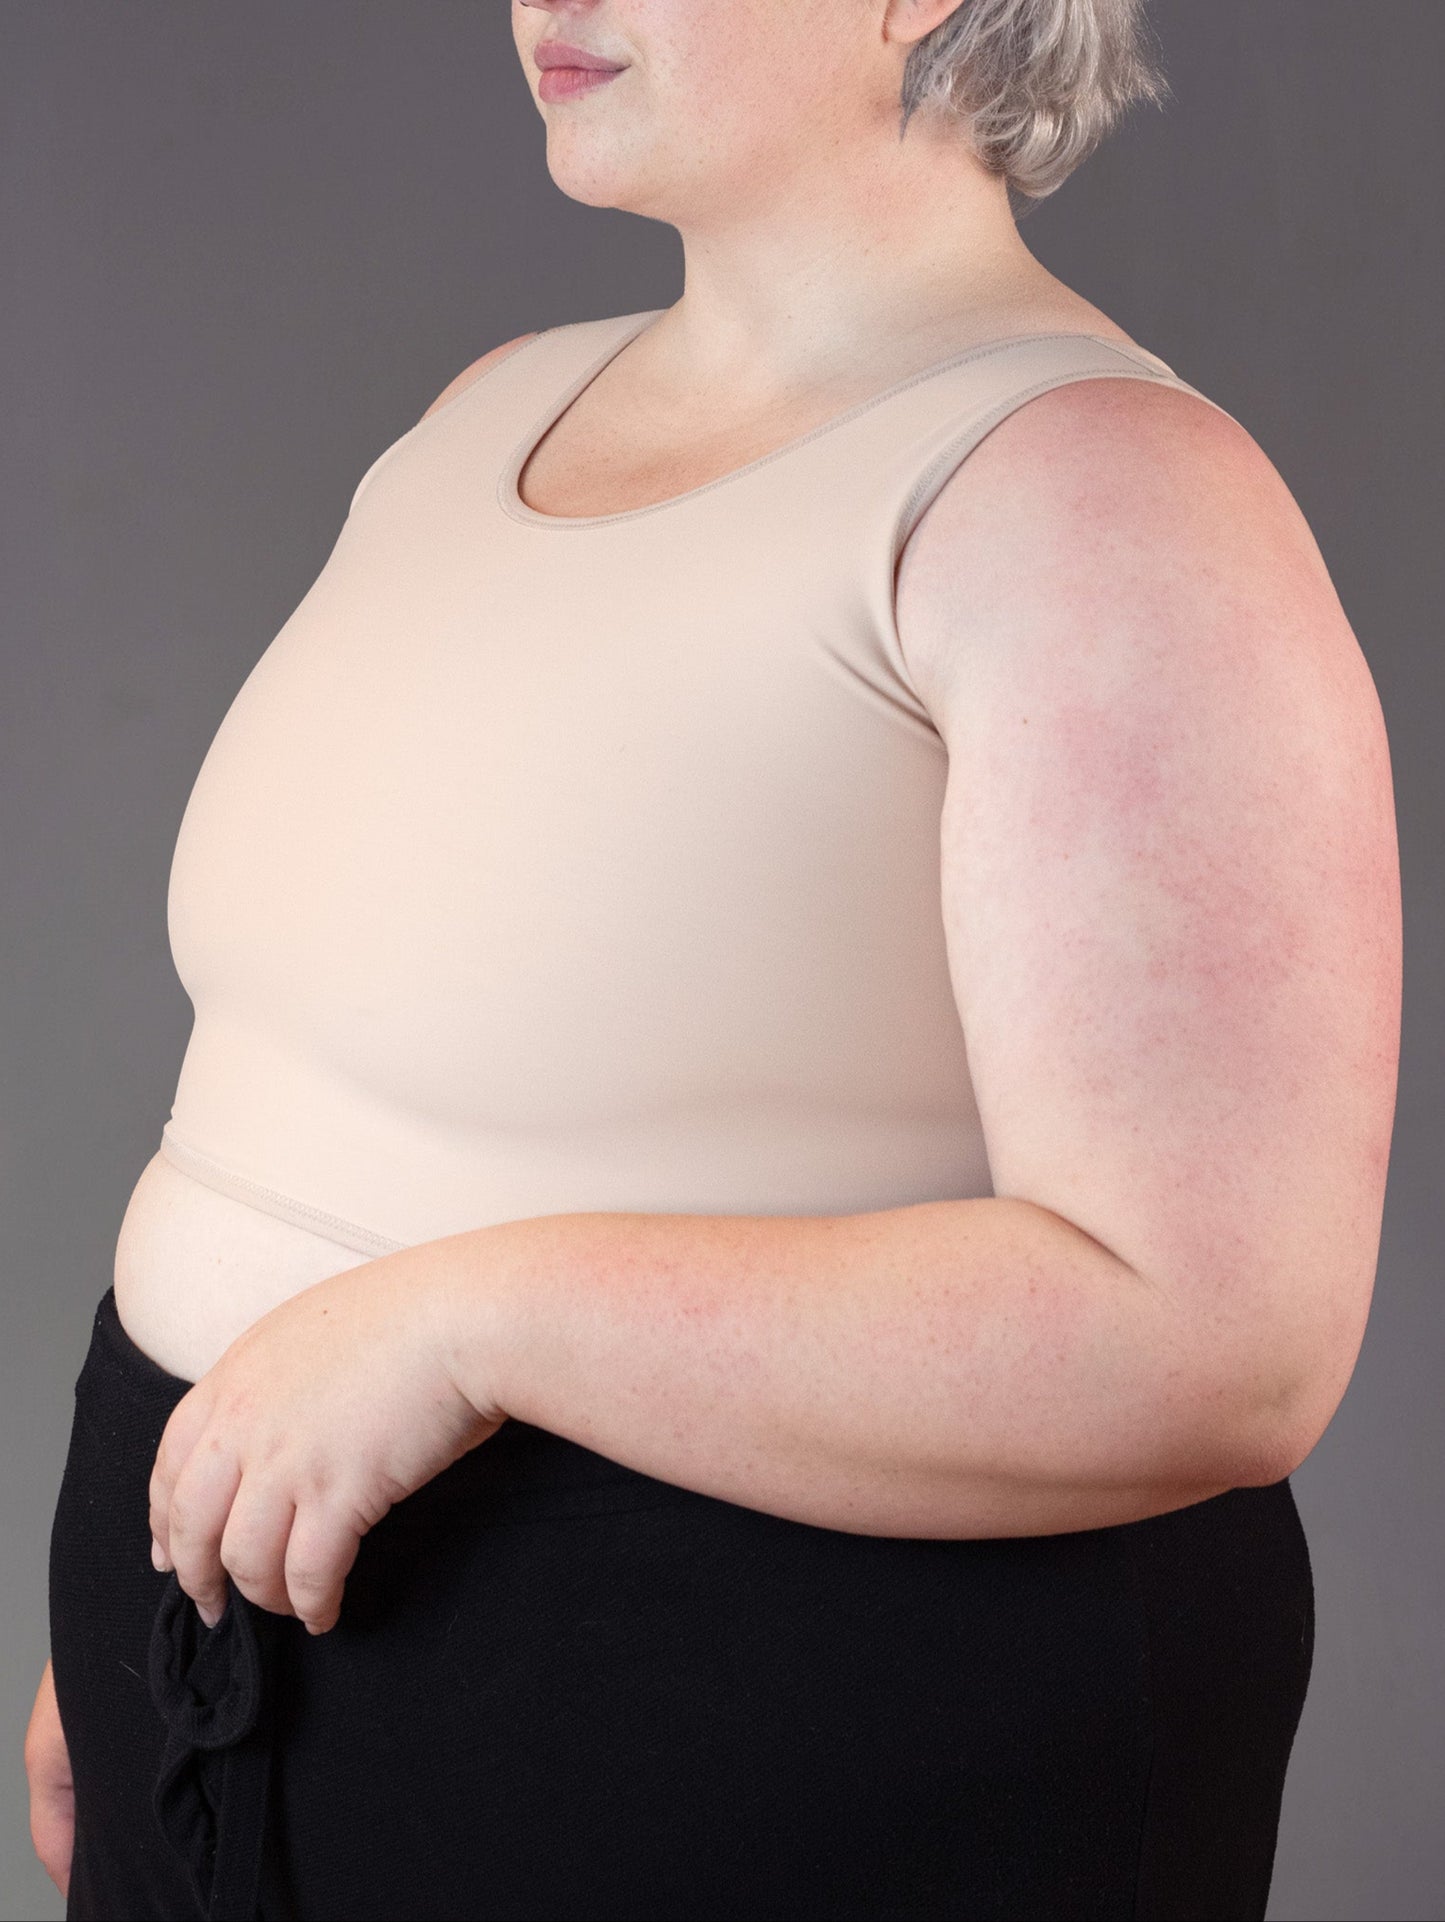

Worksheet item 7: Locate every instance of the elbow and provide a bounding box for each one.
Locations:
[1152,1355,1325,1491]
[1216,1352,1354,1487]
[1223,1412,1310,1489]
[1169,1276,1371,1488]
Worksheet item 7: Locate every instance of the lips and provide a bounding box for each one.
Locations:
[534,41,626,73]
[537,68,622,104]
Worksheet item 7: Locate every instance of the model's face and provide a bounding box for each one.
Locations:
[511,0,905,224]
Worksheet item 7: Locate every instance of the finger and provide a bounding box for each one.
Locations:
[218,1485,300,1618]
[284,1502,364,1634]
[148,1383,214,1566]
[166,1440,242,1627]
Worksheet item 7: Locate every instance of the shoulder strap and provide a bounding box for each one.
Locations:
[883,333,1241,558]
[754,330,1249,740]
[345,312,658,519]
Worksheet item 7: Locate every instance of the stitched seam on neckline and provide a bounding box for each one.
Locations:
[497,323,1176,530]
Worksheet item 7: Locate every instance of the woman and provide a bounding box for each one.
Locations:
[29,1,1399,1917]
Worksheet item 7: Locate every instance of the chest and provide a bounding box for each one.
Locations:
[513,370,906,521]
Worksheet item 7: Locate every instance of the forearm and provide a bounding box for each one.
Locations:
[432,1196,1283,1539]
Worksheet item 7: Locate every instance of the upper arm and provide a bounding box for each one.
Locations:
[895,377,1400,1470]
[421,332,542,419]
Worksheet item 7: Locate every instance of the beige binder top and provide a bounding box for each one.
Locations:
[159,310,1234,1256]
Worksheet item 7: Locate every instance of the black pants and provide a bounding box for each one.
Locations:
[49,1283,1314,1921]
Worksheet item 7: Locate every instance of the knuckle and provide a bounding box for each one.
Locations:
[348,1484,394,1532]
[166,1495,196,1540]
[224,1562,280,1608]
[300,1458,336,1501]
[219,1522,268,1589]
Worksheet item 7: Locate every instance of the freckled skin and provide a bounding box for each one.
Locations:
[115,0,1149,1383]
[431,11,1399,1472]
[897,376,1400,1439]
[31,7,1401,1905]
[503,0,1148,518]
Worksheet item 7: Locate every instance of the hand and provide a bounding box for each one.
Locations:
[148,1251,506,1634]
[25,1658,74,1900]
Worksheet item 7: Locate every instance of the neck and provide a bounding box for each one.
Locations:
[640,120,1066,400]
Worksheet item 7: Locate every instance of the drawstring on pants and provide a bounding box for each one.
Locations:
[148,1571,280,1921]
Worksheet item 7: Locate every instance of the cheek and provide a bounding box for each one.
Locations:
[648,0,817,139]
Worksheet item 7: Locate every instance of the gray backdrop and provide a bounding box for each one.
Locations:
[3,4,1439,1918]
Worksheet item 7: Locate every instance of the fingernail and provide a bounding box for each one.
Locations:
[198,1603,220,1630]
[151,1539,170,1572]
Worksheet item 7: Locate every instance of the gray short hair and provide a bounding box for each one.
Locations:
[898,0,1170,201]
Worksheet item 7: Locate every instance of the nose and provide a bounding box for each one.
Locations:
[515,0,610,35]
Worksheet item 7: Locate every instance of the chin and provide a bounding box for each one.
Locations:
[543,145,653,216]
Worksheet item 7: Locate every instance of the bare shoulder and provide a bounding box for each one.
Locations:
[421,332,542,420]
[895,373,1366,733]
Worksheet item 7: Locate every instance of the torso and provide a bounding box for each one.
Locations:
[513,294,1143,519]
[114,1153,371,1380]
[113,287,1146,1384]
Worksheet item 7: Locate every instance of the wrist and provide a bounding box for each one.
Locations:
[427,1216,546,1425]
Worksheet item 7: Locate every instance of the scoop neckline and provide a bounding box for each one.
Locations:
[495,309,1176,530]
